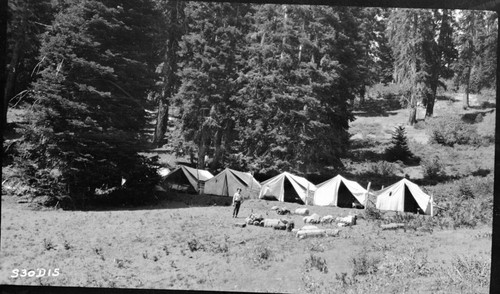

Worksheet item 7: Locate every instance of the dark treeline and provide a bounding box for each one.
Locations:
[3,1,497,207]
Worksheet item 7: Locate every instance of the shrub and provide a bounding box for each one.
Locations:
[427,116,480,147]
[211,236,229,254]
[458,180,475,200]
[305,254,328,273]
[351,251,380,277]
[385,126,416,164]
[369,161,397,177]
[187,239,205,252]
[431,176,493,228]
[43,238,56,251]
[379,247,432,277]
[421,156,446,179]
[254,247,271,263]
[63,240,72,250]
[443,255,490,292]
[363,206,383,221]
[309,241,325,252]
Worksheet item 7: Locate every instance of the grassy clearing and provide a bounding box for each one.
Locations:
[1,93,494,292]
[0,196,492,293]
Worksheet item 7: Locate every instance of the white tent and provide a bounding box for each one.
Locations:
[161,165,214,193]
[375,178,433,215]
[204,168,261,198]
[259,172,316,204]
[313,175,370,208]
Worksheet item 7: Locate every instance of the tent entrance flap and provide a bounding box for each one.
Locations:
[337,181,362,208]
[164,169,197,193]
[404,185,424,214]
[284,178,305,204]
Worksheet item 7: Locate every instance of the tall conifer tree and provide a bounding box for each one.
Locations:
[19,0,161,205]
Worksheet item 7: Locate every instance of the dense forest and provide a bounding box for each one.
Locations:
[3,0,497,207]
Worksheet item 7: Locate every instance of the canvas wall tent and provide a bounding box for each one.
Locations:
[259,172,317,204]
[161,165,214,194]
[313,175,370,208]
[375,178,433,215]
[204,168,261,198]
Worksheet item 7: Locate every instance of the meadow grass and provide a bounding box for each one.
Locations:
[1,94,494,292]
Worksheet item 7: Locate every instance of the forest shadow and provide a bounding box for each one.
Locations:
[354,98,402,117]
[354,110,398,117]
[81,192,234,212]
[349,138,382,150]
[461,109,495,123]
[347,149,387,163]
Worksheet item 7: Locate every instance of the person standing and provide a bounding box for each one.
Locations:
[232,188,243,218]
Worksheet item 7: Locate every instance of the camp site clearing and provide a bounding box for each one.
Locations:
[0,193,492,293]
[1,96,494,293]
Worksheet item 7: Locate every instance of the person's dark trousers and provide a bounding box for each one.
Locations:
[233,201,241,217]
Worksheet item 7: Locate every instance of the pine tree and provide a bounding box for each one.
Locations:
[152,0,185,148]
[453,10,497,109]
[387,9,440,125]
[385,125,415,164]
[233,5,363,174]
[176,2,252,169]
[18,0,162,207]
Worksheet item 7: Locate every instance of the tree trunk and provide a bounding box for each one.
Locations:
[408,107,417,125]
[359,86,366,106]
[425,84,437,118]
[197,130,209,169]
[210,127,223,170]
[152,0,184,147]
[463,66,471,109]
[425,96,435,118]
[408,94,417,125]
[152,99,168,147]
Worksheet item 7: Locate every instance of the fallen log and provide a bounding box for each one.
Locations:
[381,223,405,230]
[296,228,340,239]
[296,229,326,239]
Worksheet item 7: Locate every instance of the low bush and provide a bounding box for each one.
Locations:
[426,116,480,147]
[305,254,328,273]
[363,206,383,221]
[43,238,56,251]
[379,247,432,278]
[368,161,398,177]
[476,110,495,145]
[442,255,490,292]
[254,246,272,263]
[351,251,380,277]
[421,156,446,179]
[433,176,494,228]
[187,239,205,252]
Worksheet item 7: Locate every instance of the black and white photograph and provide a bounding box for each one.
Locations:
[1,0,498,293]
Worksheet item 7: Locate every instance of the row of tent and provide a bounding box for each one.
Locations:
[160,166,433,215]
